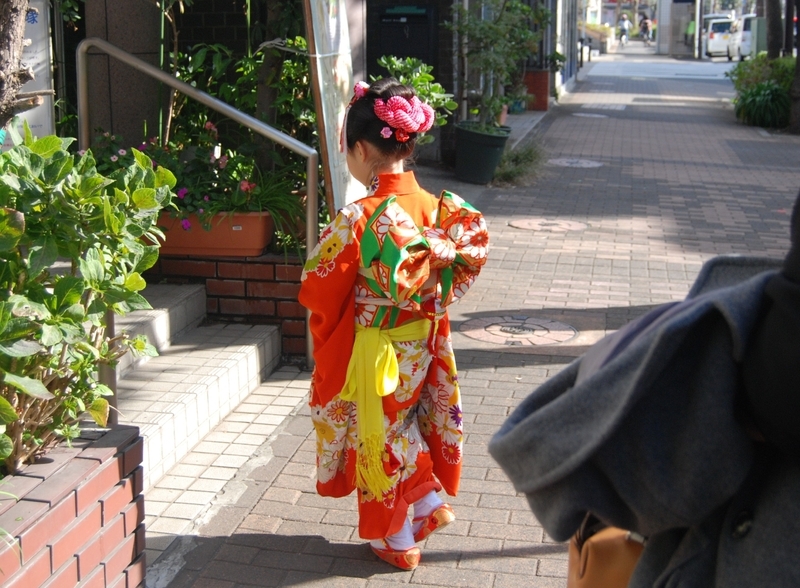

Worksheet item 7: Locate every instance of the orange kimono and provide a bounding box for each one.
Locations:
[298,171,488,539]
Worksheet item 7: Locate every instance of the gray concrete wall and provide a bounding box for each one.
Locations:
[85,0,162,147]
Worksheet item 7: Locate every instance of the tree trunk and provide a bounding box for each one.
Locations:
[0,0,33,130]
[789,0,800,132]
[766,0,783,59]
[254,1,283,172]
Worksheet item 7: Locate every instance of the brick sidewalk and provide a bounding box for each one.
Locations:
[149,55,800,588]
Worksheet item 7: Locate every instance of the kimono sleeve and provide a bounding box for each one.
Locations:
[298,210,360,406]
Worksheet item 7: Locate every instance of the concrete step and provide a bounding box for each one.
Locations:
[115,284,207,376]
[115,285,281,491]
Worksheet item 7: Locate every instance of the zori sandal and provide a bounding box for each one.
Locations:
[370,539,421,570]
[413,503,456,542]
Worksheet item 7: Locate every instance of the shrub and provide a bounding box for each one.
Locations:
[734,81,791,128]
[0,124,175,474]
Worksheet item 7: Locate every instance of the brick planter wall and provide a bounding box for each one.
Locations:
[145,253,306,358]
[0,425,145,588]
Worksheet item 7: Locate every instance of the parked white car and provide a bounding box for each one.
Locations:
[705,18,734,57]
[727,14,757,61]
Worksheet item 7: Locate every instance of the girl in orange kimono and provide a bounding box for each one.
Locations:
[298,78,488,570]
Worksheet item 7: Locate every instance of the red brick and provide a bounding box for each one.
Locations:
[160,259,217,278]
[76,513,125,579]
[0,475,43,516]
[247,281,300,299]
[0,499,48,541]
[101,532,136,584]
[217,262,246,278]
[122,438,144,478]
[50,502,102,571]
[244,263,275,280]
[282,336,307,356]
[122,495,145,536]
[75,455,123,515]
[78,426,139,464]
[134,523,146,556]
[20,447,82,480]
[207,297,219,313]
[18,493,77,564]
[100,477,135,526]
[77,564,105,588]
[207,279,245,296]
[276,264,303,281]
[281,319,306,336]
[25,455,97,507]
[131,467,143,498]
[218,297,247,315]
[41,556,78,588]
[108,571,127,588]
[0,537,22,582]
[124,553,146,588]
[277,300,306,318]
[3,545,50,588]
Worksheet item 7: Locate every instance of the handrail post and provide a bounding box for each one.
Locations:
[76,37,319,372]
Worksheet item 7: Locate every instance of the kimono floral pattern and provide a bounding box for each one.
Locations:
[299,172,487,539]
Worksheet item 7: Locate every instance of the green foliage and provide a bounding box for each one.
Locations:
[447,0,550,127]
[734,81,791,128]
[492,141,545,185]
[727,54,795,128]
[373,56,458,144]
[0,122,175,474]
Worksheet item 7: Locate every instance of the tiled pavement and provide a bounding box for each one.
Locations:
[146,51,800,588]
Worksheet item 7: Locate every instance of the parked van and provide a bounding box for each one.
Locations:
[727,14,757,61]
[705,18,734,57]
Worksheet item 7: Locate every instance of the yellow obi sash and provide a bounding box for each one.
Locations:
[340,319,432,497]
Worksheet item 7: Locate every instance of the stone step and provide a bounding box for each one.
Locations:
[113,284,282,492]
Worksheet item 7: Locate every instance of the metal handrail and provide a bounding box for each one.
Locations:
[76,38,319,401]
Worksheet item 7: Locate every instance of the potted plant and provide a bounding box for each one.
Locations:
[0,125,173,584]
[447,0,548,184]
[0,124,173,472]
[92,126,305,257]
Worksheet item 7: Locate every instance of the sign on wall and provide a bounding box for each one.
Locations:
[2,0,55,148]
[303,0,365,211]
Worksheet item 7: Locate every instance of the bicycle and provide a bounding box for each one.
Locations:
[619,31,628,47]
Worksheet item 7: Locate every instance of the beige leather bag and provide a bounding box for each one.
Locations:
[567,514,645,588]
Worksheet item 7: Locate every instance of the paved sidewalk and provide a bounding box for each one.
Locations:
[147,52,800,588]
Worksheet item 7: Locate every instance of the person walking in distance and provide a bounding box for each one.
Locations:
[618,13,631,47]
[299,78,489,571]
[640,15,653,45]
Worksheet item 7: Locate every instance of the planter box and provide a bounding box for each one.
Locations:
[0,425,145,588]
[157,211,275,257]
[455,122,511,185]
[524,70,551,111]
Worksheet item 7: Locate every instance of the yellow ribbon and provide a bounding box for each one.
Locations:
[340,319,432,498]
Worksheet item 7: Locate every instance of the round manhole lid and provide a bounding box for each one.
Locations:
[460,315,578,347]
[548,158,604,168]
[509,218,587,232]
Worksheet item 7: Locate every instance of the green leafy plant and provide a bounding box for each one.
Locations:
[492,141,545,185]
[726,54,795,94]
[734,81,791,128]
[447,0,550,128]
[0,123,175,474]
[373,56,458,144]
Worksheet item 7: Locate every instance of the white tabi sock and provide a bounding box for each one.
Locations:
[370,518,415,551]
[411,490,444,535]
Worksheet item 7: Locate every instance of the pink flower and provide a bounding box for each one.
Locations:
[203,195,210,201]
[180,218,191,230]
[77,149,86,156]
[380,127,393,139]
[239,180,256,193]
[218,155,228,169]
[209,152,217,164]
[138,143,147,150]
[110,155,118,162]
[118,149,127,156]
[353,81,369,99]
[204,121,217,132]
[177,187,188,199]
[198,208,204,214]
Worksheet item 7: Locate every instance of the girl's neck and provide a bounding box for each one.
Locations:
[375,160,405,176]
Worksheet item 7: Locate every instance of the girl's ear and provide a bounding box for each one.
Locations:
[354,140,371,163]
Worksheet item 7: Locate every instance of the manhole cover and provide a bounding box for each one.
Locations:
[548,158,604,168]
[460,315,578,347]
[509,218,587,232]
[572,113,608,119]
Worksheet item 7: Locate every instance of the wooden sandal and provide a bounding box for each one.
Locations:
[412,503,456,542]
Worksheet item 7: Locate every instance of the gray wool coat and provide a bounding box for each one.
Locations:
[488,257,800,588]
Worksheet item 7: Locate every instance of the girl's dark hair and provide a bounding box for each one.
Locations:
[345,77,418,160]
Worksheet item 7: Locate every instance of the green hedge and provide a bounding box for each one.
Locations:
[726,54,796,128]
